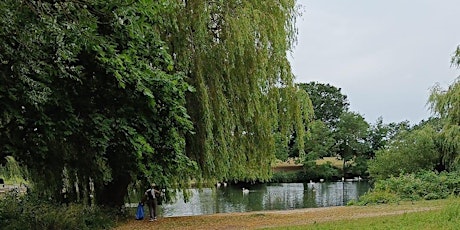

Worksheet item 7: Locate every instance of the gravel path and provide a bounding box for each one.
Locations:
[115,201,442,230]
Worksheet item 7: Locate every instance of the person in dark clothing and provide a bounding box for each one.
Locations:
[142,183,160,221]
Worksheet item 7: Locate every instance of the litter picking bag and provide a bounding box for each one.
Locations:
[135,203,144,220]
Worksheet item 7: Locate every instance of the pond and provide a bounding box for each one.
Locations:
[149,181,370,217]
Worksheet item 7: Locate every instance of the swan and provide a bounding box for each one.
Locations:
[242,188,249,194]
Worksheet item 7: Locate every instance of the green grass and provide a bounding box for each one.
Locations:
[315,157,343,169]
[267,199,460,230]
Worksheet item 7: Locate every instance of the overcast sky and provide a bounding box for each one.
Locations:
[290,0,460,124]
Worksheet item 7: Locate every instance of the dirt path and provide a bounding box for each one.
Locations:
[114,200,443,230]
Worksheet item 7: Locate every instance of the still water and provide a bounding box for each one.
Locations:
[156,182,370,217]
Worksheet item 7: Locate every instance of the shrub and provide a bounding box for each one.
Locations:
[271,171,301,183]
[0,190,114,230]
[357,190,400,205]
[359,170,460,205]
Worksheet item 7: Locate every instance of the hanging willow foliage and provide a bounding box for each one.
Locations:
[429,77,460,169]
[167,0,313,183]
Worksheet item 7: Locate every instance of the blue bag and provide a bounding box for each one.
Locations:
[135,203,144,220]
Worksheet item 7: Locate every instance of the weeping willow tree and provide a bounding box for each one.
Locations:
[429,47,460,169]
[1,0,310,208]
[168,1,312,183]
[429,76,460,170]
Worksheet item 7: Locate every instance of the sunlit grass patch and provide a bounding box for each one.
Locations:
[315,157,343,169]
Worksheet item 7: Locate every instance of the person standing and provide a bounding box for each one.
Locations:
[143,183,160,221]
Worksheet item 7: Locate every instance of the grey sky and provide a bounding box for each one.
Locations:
[290,0,460,124]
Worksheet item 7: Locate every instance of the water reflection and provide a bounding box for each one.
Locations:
[159,182,370,217]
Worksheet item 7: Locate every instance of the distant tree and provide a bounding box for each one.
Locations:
[366,117,411,159]
[304,120,336,159]
[366,117,390,157]
[335,111,370,176]
[297,82,349,128]
[368,125,440,180]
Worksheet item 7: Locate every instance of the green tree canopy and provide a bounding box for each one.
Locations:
[304,120,335,159]
[0,0,306,207]
[368,125,440,180]
[366,117,411,159]
[0,0,195,207]
[297,82,349,128]
[335,111,370,175]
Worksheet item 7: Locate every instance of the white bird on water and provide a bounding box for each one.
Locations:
[242,188,249,194]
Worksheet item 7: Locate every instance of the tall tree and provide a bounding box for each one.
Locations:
[366,117,411,159]
[0,0,307,207]
[335,111,370,175]
[170,1,309,183]
[297,82,349,128]
[429,77,460,170]
[0,0,195,207]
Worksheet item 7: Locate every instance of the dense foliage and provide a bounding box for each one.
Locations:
[172,1,311,183]
[359,171,460,205]
[294,82,412,179]
[0,0,307,210]
[0,191,113,230]
[0,0,195,207]
[429,77,460,170]
[335,111,370,173]
[362,57,460,205]
[304,120,335,160]
[297,82,349,128]
[368,125,440,180]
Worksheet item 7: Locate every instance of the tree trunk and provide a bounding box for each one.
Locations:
[97,174,132,208]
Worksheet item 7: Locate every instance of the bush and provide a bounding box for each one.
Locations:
[271,171,303,183]
[357,190,400,205]
[0,191,114,230]
[358,170,460,205]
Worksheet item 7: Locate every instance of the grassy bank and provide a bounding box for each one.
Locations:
[269,198,460,229]
[271,157,343,182]
[115,198,458,230]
